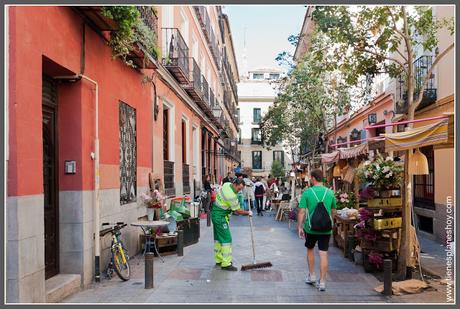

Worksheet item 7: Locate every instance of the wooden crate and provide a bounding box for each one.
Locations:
[156,234,178,255]
[368,197,402,208]
[373,217,402,230]
[333,216,357,256]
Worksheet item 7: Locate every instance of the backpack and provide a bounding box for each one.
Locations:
[308,188,333,232]
[254,183,265,196]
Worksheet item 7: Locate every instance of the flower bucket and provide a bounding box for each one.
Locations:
[147,208,154,221]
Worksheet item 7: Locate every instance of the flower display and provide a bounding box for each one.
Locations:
[368,251,384,268]
[357,155,403,190]
[140,190,164,209]
[335,190,357,210]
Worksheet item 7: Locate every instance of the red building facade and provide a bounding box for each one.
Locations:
[7,6,238,302]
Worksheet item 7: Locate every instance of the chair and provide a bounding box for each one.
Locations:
[276,201,290,221]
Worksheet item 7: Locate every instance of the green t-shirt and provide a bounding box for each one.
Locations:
[298,185,336,235]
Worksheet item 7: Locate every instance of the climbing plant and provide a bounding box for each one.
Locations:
[102,6,160,68]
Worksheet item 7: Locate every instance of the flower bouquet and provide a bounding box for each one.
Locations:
[140,191,163,209]
[336,190,357,210]
[357,155,403,191]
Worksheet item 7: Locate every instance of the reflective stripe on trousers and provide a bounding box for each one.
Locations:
[214,241,232,267]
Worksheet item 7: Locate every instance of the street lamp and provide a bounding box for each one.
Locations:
[213,106,222,119]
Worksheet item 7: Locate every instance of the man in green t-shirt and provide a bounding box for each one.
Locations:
[297,169,337,291]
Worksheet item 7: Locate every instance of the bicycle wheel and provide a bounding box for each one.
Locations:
[112,245,130,281]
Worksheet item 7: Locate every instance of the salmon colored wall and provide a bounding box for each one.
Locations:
[327,94,394,145]
[434,148,454,205]
[8,7,154,195]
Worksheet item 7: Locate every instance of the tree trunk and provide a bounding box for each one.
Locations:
[397,6,414,280]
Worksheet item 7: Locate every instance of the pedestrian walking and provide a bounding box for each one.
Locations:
[253,177,266,216]
[297,169,337,291]
[202,174,213,214]
[212,178,253,271]
[222,172,233,184]
[242,177,254,211]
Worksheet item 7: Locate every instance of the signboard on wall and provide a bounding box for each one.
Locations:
[368,113,377,125]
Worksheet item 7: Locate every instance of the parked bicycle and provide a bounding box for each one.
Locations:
[99,222,130,281]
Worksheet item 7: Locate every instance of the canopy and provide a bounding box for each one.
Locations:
[383,118,449,152]
[321,151,340,164]
[338,142,369,159]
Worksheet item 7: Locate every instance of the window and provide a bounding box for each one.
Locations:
[269,73,280,80]
[238,129,242,144]
[414,146,435,210]
[252,151,262,169]
[181,120,187,163]
[253,73,264,80]
[273,151,284,166]
[119,101,137,205]
[236,108,240,123]
[163,108,169,160]
[253,108,261,123]
[251,128,262,144]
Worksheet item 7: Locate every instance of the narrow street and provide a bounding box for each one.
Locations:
[63,213,445,304]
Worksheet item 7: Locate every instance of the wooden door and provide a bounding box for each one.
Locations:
[42,75,59,279]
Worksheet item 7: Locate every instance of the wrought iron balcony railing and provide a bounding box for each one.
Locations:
[202,75,209,105]
[396,55,437,113]
[162,28,190,84]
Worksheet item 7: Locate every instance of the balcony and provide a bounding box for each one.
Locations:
[395,55,437,114]
[183,58,203,102]
[162,28,190,84]
[210,89,215,108]
[75,7,118,31]
[128,7,160,69]
[194,6,221,69]
[202,75,210,106]
[76,6,159,69]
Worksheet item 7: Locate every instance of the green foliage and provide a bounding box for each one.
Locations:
[102,6,159,68]
[311,5,454,119]
[263,42,351,162]
[271,160,285,179]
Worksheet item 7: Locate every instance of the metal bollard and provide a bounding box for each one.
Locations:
[383,259,392,296]
[145,252,154,289]
[177,230,184,256]
[206,211,211,227]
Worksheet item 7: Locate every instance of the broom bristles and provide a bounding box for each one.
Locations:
[240,262,273,271]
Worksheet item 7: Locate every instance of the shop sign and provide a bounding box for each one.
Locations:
[368,113,377,125]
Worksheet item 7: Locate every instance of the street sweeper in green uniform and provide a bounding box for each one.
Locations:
[212,177,252,271]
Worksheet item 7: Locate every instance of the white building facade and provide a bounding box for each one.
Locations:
[237,68,291,177]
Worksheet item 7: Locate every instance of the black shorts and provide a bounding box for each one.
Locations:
[304,232,331,251]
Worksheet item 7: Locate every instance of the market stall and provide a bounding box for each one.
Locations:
[323,114,452,275]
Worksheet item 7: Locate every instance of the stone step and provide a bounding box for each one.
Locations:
[45,274,81,303]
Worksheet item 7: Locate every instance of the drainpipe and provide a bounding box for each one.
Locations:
[79,74,101,283]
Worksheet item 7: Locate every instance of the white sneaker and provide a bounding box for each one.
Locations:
[305,273,316,285]
[317,280,326,291]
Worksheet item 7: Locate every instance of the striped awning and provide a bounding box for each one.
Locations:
[383,118,449,152]
[321,151,340,164]
[338,142,369,159]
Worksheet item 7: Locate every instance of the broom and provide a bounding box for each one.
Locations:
[241,189,273,271]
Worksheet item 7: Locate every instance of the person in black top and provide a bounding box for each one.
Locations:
[222,171,233,184]
[203,174,212,192]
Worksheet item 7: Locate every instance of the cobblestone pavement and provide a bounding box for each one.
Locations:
[63,212,449,304]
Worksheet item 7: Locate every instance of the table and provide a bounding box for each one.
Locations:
[131,220,170,262]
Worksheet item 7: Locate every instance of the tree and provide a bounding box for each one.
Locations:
[262,46,351,167]
[312,5,454,121]
[311,5,454,279]
[271,160,285,180]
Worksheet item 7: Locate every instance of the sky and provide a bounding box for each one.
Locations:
[223,5,307,76]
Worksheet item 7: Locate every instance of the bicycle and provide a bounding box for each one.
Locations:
[99,222,130,281]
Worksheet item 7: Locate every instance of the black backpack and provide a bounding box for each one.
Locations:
[254,184,265,196]
[308,188,332,232]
